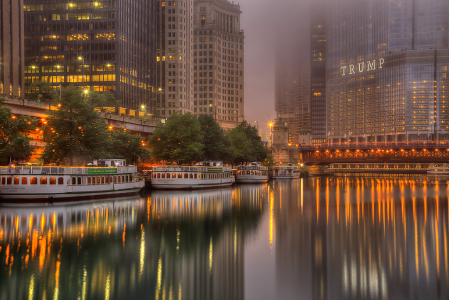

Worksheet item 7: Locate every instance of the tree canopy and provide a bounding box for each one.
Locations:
[226,120,268,164]
[42,86,112,166]
[0,99,37,165]
[198,114,235,163]
[149,112,204,165]
[110,129,150,165]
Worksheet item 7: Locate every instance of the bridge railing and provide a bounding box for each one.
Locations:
[300,141,449,151]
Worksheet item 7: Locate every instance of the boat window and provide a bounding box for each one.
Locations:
[184,173,188,179]
[7,177,12,185]
[110,176,113,183]
[78,177,82,185]
[156,173,160,179]
[167,173,170,178]
[58,177,64,185]
[41,177,48,185]
[1,177,4,185]
[190,174,193,179]
[50,177,56,185]
[178,173,182,178]
[14,177,19,185]
[88,177,92,185]
[194,174,197,179]
[172,173,176,178]
[162,173,166,178]
[30,177,37,185]
[106,177,109,184]
[72,177,77,185]
[22,177,28,185]
[101,177,105,184]
[97,177,101,184]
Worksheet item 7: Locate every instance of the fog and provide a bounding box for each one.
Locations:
[238,0,312,139]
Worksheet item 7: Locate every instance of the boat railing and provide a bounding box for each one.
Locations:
[152,166,232,172]
[0,166,137,175]
[236,166,268,171]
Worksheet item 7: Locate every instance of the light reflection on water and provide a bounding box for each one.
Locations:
[0,177,449,300]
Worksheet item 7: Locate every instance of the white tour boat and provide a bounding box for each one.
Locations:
[427,164,449,175]
[235,162,269,183]
[0,159,144,203]
[272,164,300,179]
[151,161,235,190]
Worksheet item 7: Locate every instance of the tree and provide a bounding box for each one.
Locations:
[42,86,112,166]
[226,126,252,164]
[149,112,203,165]
[0,99,37,165]
[87,91,119,113]
[26,81,53,102]
[110,129,150,165]
[263,154,275,171]
[238,120,268,162]
[198,114,235,163]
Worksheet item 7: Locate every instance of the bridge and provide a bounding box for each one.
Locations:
[300,142,449,165]
[3,95,157,134]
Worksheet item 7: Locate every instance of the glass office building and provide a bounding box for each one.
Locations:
[23,0,157,112]
[327,0,449,144]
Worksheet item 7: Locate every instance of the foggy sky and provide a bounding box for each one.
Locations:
[238,0,311,139]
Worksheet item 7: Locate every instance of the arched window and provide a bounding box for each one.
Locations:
[30,177,37,185]
[184,173,188,179]
[78,177,82,185]
[88,177,92,185]
[190,174,194,179]
[167,173,171,178]
[1,177,5,185]
[162,173,166,178]
[7,177,12,184]
[106,177,109,184]
[41,177,48,185]
[14,177,19,185]
[178,173,182,178]
[157,173,160,178]
[72,177,77,185]
[194,174,198,179]
[50,177,56,185]
[58,177,64,185]
[101,177,105,184]
[22,177,28,185]
[97,177,101,184]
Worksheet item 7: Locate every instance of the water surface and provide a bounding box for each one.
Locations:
[1,177,448,300]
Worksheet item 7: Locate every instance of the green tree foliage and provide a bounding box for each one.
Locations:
[149,112,203,164]
[226,120,268,164]
[87,91,119,113]
[0,99,37,165]
[198,114,235,163]
[26,81,53,102]
[237,120,268,162]
[263,154,275,171]
[110,129,150,165]
[42,86,111,166]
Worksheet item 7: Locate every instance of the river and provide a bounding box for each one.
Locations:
[0,176,448,300]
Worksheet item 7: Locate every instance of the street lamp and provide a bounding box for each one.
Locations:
[269,122,273,149]
[78,56,84,90]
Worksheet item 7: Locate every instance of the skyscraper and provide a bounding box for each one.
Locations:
[23,0,157,112]
[310,0,326,144]
[192,0,245,129]
[327,0,449,144]
[1,0,25,97]
[155,0,194,117]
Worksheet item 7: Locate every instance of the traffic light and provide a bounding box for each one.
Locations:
[37,96,40,103]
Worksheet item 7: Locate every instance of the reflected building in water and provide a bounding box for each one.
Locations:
[0,186,265,300]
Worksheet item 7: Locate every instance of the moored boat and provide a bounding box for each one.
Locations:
[235,162,269,183]
[0,159,144,203]
[272,164,300,179]
[151,161,235,190]
[427,164,449,175]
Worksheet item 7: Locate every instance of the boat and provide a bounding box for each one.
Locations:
[427,164,449,175]
[151,161,235,190]
[0,159,144,203]
[235,162,269,183]
[272,164,300,179]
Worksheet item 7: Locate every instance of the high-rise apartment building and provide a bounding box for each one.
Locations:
[192,0,244,129]
[155,0,194,117]
[1,0,25,97]
[23,0,156,111]
[310,0,326,144]
[327,0,449,144]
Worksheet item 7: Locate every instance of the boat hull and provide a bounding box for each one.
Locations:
[151,182,233,190]
[272,175,300,180]
[235,176,268,184]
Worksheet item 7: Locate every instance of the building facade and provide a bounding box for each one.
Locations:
[193,0,244,129]
[1,0,25,97]
[23,0,157,112]
[310,0,326,144]
[155,0,194,117]
[327,0,449,144]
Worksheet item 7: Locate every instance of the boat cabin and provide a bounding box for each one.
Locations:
[93,159,126,167]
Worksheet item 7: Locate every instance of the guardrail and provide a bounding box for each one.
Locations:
[152,166,232,172]
[0,166,137,175]
[300,141,449,151]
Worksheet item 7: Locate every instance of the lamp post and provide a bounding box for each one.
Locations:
[269,122,273,149]
[78,56,84,90]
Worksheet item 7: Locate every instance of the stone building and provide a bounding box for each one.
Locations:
[192,0,245,129]
[156,0,194,117]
